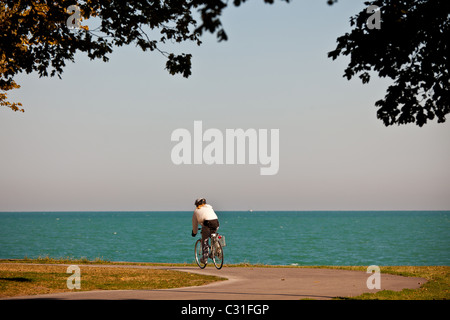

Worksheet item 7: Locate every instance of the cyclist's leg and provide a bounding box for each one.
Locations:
[201,226,210,262]
[207,220,220,259]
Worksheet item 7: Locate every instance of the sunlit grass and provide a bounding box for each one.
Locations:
[0,262,224,298]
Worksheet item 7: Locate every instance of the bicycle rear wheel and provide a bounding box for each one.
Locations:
[211,240,224,270]
[194,239,207,269]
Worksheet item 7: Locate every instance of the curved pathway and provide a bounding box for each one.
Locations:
[3,265,426,300]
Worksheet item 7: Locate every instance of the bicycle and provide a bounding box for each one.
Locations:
[194,228,225,269]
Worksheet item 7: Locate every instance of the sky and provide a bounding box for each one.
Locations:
[1,0,449,211]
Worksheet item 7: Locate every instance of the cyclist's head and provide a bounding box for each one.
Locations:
[195,198,206,208]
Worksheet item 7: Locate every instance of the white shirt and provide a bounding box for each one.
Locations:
[192,204,218,234]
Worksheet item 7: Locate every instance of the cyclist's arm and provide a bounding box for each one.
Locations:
[192,213,199,236]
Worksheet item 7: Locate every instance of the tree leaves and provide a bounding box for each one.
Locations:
[0,0,219,111]
[2,1,295,111]
[166,53,192,78]
[328,0,450,127]
[3,0,447,127]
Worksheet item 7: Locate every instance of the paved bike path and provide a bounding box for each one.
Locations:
[3,265,426,300]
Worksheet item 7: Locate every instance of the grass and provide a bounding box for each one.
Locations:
[0,259,225,298]
[1,258,448,300]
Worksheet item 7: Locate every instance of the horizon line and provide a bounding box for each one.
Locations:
[0,209,448,213]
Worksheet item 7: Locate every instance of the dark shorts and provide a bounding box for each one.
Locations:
[203,219,219,231]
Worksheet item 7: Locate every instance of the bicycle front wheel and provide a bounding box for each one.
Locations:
[211,240,224,270]
[194,239,206,269]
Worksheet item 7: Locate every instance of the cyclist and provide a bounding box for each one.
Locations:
[191,198,220,264]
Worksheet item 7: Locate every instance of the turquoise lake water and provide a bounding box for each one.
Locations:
[0,211,448,266]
